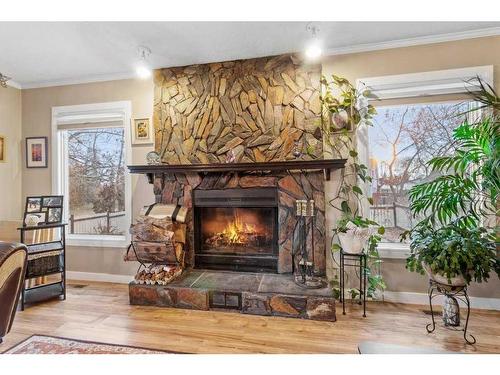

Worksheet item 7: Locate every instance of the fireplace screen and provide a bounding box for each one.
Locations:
[199,207,275,255]
[193,188,278,272]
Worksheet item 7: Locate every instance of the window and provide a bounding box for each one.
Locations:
[368,101,472,245]
[52,101,132,247]
[358,67,492,257]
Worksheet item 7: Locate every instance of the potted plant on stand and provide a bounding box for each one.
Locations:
[403,77,500,329]
[318,75,386,301]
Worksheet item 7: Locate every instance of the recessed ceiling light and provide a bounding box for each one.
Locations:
[136,46,152,79]
[136,64,152,79]
[305,23,322,61]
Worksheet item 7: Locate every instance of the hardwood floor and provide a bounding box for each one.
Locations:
[2,280,499,354]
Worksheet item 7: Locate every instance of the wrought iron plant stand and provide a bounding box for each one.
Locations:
[426,279,476,345]
[339,249,367,317]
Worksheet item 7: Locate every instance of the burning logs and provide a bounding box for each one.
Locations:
[134,265,182,285]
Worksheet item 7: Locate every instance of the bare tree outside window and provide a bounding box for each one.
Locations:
[368,101,470,243]
[66,127,127,235]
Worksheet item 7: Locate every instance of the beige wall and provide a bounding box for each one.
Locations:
[0,86,22,221]
[322,35,500,299]
[13,35,500,298]
[21,78,156,277]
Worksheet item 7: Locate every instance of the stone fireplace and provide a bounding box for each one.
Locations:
[127,53,340,321]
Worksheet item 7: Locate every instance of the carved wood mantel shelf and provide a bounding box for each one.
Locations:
[128,159,346,183]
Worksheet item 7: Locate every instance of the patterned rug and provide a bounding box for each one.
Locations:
[3,335,176,354]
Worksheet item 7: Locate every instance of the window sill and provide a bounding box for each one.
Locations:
[377,243,410,259]
[67,235,129,249]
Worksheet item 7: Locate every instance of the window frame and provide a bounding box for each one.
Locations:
[51,101,132,248]
[355,66,492,258]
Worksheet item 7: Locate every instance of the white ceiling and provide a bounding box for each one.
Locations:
[1,22,499,88]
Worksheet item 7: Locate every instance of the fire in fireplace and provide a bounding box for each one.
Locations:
[200,207,274,254]
[193,188,278,273]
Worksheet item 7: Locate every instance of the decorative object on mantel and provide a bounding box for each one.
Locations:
[320,74,386,301]
[146,150,161,165]
[131,117,153,145]
[25,136,48,168]
[293,199,325,289]
[0,72,11,88]
[128,158,346,184]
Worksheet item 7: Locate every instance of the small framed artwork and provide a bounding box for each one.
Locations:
[0,135,5,162]
[23,195,63,226]
[26,137,48,168]
[47,207,63,223]
[131,118,153,145]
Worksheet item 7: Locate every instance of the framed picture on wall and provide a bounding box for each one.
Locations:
[131,118,153,145]
[0,135,5,162]
[26,136,48,168]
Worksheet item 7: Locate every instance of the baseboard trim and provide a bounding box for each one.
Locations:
[383,291,500,311]
[67,271,132,284]
[66,271,500,311]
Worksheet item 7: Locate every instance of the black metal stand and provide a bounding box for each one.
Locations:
[426,280,476,345]
[18,223,67,310]
[340,249,367,317]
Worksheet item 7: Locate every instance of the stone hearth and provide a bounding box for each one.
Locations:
[129,269,336,321]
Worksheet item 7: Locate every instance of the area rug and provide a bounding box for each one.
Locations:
[3,335,177,354]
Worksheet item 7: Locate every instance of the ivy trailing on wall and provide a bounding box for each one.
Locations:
[318,75,386,299]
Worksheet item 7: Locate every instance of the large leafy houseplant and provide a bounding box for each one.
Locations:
[404,77,499,285]
[406,224,498,285]
[319,75,386,298]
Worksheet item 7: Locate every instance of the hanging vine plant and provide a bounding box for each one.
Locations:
[318,74,386,299]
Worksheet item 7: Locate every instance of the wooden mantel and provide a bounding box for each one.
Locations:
[128,159,346,184]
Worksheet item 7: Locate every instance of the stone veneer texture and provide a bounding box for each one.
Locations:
[153,54,323,164]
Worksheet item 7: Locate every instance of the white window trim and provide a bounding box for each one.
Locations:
[51,101,132,248]
[356,66,493,259]
[358,65,493,100]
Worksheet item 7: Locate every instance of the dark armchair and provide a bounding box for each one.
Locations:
[0,242,27,343]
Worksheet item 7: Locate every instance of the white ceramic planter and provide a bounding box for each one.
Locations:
[423,263,466,286]
[338,223,376,254]
[338,232,365,254]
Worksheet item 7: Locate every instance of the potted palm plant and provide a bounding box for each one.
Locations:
[404,77,499,324]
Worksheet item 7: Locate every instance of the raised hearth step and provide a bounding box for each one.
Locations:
[129,269,336,322]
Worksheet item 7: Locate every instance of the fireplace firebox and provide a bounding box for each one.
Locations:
[193,188,278,273]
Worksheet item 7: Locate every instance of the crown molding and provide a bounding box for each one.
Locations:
[324,27,500,56]
[20,71,138,90]
[14,27,500,90]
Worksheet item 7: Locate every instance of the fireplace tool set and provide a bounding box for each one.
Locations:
[293,199,325,289]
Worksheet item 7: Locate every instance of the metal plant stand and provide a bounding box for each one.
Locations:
[426,280,476,345]
[340,249,367,317]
